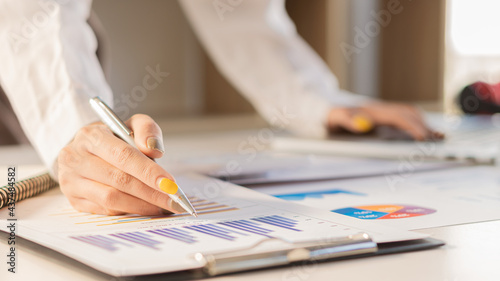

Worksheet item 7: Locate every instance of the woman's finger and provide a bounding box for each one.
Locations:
[328,108,374,133]
[398,107,444,140]
[390,115,428,140]
[83,125,179,196]
[361,105,429,140]
[126,114,165,159]
[67,196,125,216]
[73,177,165,216]
[75,153,184,214]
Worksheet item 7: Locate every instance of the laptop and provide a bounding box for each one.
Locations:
[272,113,500,164]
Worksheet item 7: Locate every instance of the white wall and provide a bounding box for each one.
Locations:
[91,0,383,120]
[444,0,500,113]
[92,0,204,120]
[348,0,380,98]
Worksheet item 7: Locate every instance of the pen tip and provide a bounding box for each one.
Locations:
[192,212,198,218]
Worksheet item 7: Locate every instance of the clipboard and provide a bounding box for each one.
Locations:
[0,230,444,280]
[192,233,444,276]
[0,172,443,277]
[195,233,375,275]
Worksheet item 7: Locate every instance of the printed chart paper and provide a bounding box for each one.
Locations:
[166,151,461,185]
[0,173,425,276]
[255,166,500,230]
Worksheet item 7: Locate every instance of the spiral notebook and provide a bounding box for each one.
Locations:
[0,165,56,209]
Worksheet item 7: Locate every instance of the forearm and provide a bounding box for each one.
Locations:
[180,0,371,138]
[0,0,113,175]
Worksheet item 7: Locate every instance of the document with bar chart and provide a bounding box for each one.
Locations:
[1,173,426,276]
[255,166,500,230]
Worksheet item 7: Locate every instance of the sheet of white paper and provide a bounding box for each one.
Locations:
[165,151,462,185]
[0,173,425,276]
[254,166,500,230]
[0,165,47,185]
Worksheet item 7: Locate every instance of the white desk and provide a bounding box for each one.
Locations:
[1,126,500,281]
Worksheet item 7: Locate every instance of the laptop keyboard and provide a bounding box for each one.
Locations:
[447,128,500,145]
[429,115,500,144]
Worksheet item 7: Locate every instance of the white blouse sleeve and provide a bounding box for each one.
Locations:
[179,0,370,138]
[0,0,113,175]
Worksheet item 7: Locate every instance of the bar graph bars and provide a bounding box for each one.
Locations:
[220,220,275,238]
[252,215,301,231]
[53,197,239,227]
[147,228,197,244]
[70,215,302,251]
[71,234,130,252]
[185,223,249,241]
[109,232,162,250]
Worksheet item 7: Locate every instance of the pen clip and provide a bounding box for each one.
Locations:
[193,232,376,276]
[90,97,138,148]
[90,97,133,137]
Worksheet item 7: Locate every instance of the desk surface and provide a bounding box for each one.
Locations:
[1,127,500,281]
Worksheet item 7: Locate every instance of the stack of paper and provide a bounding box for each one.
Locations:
[0,173,426,276]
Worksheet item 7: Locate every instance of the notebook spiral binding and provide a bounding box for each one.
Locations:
[0,173,58,209]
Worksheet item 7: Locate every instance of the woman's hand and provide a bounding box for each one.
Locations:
[57,114,184,216]
[328,102,444,141]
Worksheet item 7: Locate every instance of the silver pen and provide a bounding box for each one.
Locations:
[89,96,198,217]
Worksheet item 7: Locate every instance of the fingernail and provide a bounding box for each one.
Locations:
[159,178,178,194]
[147,137,165,153]
[352,115,373,132]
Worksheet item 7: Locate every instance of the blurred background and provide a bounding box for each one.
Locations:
[92,0,500,123]
[3,0,500,143]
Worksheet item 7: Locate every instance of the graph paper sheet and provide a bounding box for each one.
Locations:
[254,166,500,230]
[0,173,426,276]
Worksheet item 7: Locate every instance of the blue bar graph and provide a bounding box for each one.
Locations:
[252,215,301,232]
[273,189,365,201]
[147,228,197,244]
[110,232,162,249]
[185,224,237,241]
[219,220,274,238]
[70,234,130,252]
[183,223,251,241]
[207,222,249,236]
[71,215,303,251]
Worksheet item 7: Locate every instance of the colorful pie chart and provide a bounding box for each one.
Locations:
[332,204,436,220]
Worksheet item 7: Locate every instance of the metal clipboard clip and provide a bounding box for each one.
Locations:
[193,232,377,276]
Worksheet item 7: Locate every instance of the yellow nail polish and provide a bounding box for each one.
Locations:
[353,115,373,132]
[159,178,178,194]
